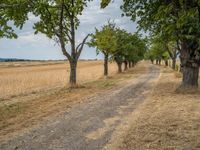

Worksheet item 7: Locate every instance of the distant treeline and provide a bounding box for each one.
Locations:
[0,58,99,62]
[0,58,31,62]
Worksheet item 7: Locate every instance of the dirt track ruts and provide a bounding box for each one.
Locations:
[0,64,160,150]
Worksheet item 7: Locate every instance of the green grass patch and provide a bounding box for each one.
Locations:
[0,102,26,122]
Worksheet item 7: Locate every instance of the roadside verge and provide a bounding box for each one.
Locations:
[104,66,200,150]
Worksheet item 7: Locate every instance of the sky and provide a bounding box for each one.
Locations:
[0,0,138,60]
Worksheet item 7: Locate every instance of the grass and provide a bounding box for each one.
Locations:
[106,66,200,150]
[174,71,183,78]
[0,103,27,130]
[0,61,118,99]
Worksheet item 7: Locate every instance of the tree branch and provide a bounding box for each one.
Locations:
[63,25,72,42]
[76,34,90,59]
[58,1,71,61]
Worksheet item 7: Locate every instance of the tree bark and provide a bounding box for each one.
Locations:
[104,53,108,76]
[178,41,200,90]
[180,65,199,89]
[124,61,128,71]
[165,60,168,66]
[158,59,161,65]
[69,60,77,87]
[116,62,122,73]
[172,57,176,70]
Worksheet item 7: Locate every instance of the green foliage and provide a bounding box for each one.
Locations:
[0,0,30,38]
[100,0,111,8]
[90,21,117,56]
[162,51,170,61]
[90,21,146,64]
[33,0,91,41]
[145,36,170,62]
[121,0,200,54]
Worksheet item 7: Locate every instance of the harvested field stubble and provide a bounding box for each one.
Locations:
[0,61,117,99]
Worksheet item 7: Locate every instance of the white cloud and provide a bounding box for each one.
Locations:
[18,32,51,45]
[28,13,40,22]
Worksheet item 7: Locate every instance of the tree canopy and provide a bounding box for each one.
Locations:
[0,0,31,38]
[121,0,200,89]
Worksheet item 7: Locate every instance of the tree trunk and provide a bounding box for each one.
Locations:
[156,59,158,65]
[180,65,199,89]
[124,61,128,71]
[150,59,154,64]
[104,53,108,76]
[178,41,200,90]
[158,59,161,65]
[69,60,77,87]
[116,62,122,73]
[172,57,176,70]
[165,60,168,66]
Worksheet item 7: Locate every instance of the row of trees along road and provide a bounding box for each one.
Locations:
[103,0,200,90]
[89,22,146,77]
[0,0,146,87]
[145,36,172,67]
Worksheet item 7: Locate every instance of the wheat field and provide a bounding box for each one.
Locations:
[0,61,118,99]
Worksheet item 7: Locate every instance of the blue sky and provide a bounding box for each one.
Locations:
[0,0,138,60]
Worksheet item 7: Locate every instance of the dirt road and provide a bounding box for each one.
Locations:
[0,64,160,150]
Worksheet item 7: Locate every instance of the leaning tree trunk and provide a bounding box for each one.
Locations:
[104,53,108,76]
[69,59,77,87]
[124,61,128,71]
[178,41,200,90]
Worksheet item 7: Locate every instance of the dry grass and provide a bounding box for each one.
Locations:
[174,71,183,78]
[107,67,200,150]
[0,61,118,99]
[0,61,143,142]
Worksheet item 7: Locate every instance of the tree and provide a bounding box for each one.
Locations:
[112,29,146,72]
[33,0,91,87]
[90,22,117,76]
[162,51,170,67]
[121,0,200,90]
[149,43,164,65]
[1,0,91,87]
[166,41,179,70]
[112,28,129,73]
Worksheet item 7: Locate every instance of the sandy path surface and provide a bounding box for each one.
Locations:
[0,64,160,150]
